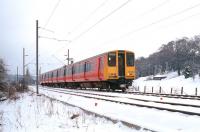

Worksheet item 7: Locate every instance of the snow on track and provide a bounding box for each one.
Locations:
[42,86,200,108]
[29,85,200,132]
[40,87,200,116]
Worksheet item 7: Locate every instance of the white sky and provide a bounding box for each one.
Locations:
[1,0,200,75]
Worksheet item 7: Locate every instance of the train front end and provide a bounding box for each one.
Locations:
[106,50,135,91]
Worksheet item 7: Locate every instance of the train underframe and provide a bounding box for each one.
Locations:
[41,79,133,92]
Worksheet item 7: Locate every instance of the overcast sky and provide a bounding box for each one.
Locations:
[1,0,200,75]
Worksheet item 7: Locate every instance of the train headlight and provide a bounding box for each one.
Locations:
[127,71,133,76]
[109,73,117,78]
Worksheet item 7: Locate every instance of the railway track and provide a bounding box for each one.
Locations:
[40,86,200,116]
[46,87,200,108]
[47,86,200,100]
[129,92,200,100]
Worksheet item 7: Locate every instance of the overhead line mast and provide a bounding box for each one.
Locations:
[36,20,39,94]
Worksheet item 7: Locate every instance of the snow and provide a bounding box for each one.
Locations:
[133,72,200,95]
[51,88,200,107]
[1,71,200,132]
[0,92,137,132]
[29,86,200,132]
[41,87,200,114]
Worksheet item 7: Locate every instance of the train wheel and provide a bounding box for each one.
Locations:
[111,88,115,92]
[106,84,111,92]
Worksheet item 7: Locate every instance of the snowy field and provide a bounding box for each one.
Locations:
[0,92,137,132]
[29,86,200,132]
[1,72,200,132]
[133,72,200,95]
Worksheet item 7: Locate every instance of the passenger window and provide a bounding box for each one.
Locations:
[64,68,66,76]
[126,52,134,66]
[108,52,116,66]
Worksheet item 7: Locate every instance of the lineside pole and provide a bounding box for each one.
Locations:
[36,20,39,94]
[23,48,25,89]
[17,66,18,83]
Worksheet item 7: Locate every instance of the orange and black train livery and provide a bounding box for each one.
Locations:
[40,50,135,92]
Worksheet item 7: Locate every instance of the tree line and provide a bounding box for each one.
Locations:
[0,58,34,99]
[135,35,200,78]
[0,58,7,92]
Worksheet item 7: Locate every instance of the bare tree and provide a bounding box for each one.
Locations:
[136,35,200,78]
[25,68,33,85]
[0,58,7,92]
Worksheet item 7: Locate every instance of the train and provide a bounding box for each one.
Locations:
[40,50,136,92]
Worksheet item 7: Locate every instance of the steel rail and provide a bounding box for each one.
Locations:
[40,87,200,116]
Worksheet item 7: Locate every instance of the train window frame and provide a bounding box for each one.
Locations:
[66,67,68,75]
[126,52,134,66]
[86,62,91,72]
[57,70,59,77]
[64,68,66,76]
[84,62,86,72]
[108,52,116,66]
[72,66,75,75]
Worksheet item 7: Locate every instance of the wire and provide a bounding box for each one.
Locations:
[160,11,200,29]
[39,27,55,33]
[44,0,62,28]
[39,36,70,42]
[49,0,164,63]
[68,0,109,35]
[52,55,66,65]
[49,0,130,59]
[44,0,168,61]
[136,0,170,18]
[104,2,200,44]
[71,0,132,42]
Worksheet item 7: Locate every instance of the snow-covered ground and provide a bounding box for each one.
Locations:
[133,72,200,95]
[29,86,200,132]
[1,72,200,132]
[0,92,137,132]
[50,87,200,109]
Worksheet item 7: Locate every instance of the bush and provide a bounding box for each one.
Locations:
[183,66,192,78]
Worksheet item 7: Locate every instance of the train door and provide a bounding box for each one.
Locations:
[72,66,74,81]
[84,62,87,80]
[98,57,103,80]
[84,62,90,80]
[118,51,125,77]
[63,66,66,82]
[56,70,59,82]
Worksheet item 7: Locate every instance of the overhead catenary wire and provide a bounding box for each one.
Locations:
[52,55,66,65]
[39,27,55,33]
[42,1,200,70]
[69,0,169,43]
[68,0,110,36]
[50,0,169,57]
[71,0,132,42]
[135,0,170,18]
[44,0,62,28]
[39,36,70,42]
[103,2,200,44]
[46,0,170,64]
[53,0,110,58]
[159,11,200,29]
[49,0,131,59]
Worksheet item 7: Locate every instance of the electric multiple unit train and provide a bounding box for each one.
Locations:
[40,50,135,92]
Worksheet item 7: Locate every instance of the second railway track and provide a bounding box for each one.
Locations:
[40,86,200,116]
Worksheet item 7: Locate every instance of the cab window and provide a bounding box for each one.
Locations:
[108,52,116,66]
[126,52,134,66]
